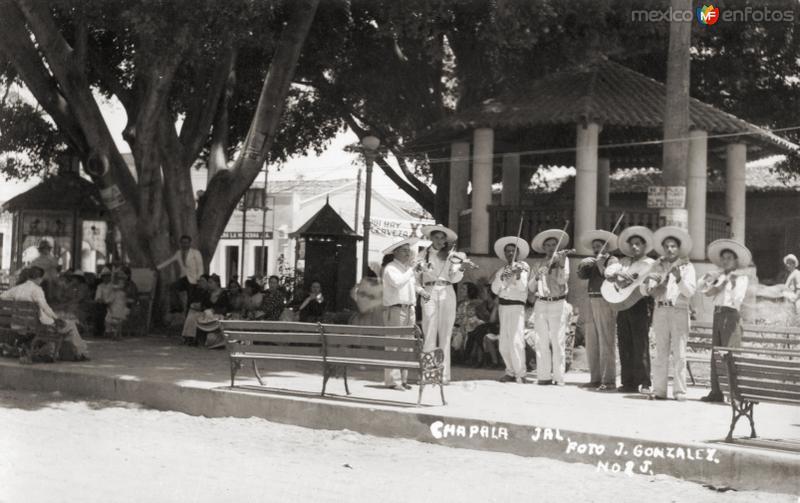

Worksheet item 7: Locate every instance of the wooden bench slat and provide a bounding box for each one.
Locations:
[736,379,800,394]
[324,357,419,368]
[324,334,419,349]
[221,320,322,332]
[320,324,416,337]
[736,356,800,368]
[225,332,321,344]
[734,368,800,382]
[227,344,323,357]
[229,353,326,363]
[738,388,800,403]
[326,346,419,362]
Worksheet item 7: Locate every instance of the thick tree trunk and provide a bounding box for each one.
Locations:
[197,0,320,263]
[661,0,692,186]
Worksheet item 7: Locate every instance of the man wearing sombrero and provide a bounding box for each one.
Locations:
[417,224,463,384]
[381,236,420,391]
[576,230,618,391]
[699,239,751,403]
[490,236,531,383]
[604,226,655,394]
[641,227,697,401]
[528,229,571,385]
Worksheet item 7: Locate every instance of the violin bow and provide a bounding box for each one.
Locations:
[547,219,571,269]
[511,213,525,263]
[598,212,626,258]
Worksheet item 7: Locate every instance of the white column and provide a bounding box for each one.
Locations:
[687,130,708,260]
[575,123,600,255]
[448,141,471,231]
[726,142,747,244]
[598,157,610,207]
[471,128,494,254]
[501,153,520,206]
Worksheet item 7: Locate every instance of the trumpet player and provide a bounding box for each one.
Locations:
[417,224,463,384]
[491,236,531,384]
[699,239,751,403]
[641,227,696,402]
[528,229,571,386]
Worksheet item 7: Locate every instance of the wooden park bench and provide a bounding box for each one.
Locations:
[712,346,800,449]
[221,320,447,405]
[686,321,800,385]
[0,300,65,363]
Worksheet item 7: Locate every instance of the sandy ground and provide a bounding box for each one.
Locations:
[0,389,793,503]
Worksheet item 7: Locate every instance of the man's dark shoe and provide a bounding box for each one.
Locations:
[537,379,553,385]
[617,386,638,393]
[579,382,601,389]
[700,393,725,403]
[498,374,516,383]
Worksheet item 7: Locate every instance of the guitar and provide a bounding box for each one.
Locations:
[600,258,657,311]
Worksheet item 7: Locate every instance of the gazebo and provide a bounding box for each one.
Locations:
[290,200,361,311]
[412,57,800,259]
[3,168,115,273]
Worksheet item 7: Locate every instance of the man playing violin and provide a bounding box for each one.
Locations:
[491,236,531,384]
[604,226,655,394]
[641,227,696,402]
[577,230,619,392]
[528,229,572,386]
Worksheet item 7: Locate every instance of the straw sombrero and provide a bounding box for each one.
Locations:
[493,236,530,261]
[580,230,618,253]
[653,226,693,258]
[196,310,223,332]
[421,224,457,242]
[617,226,655,257]
[383,237,420,255]
[784,254,798,266]
[707,239,752,268]
[531,229,570,254]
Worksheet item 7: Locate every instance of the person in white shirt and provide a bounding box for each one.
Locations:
[491,236,531,384]
[417,225,463,384]
[382,237,421,390]
[0,266,89,360]
[528,229,572,386]
[641,227,697,401]
[699,239,751,403]
[156,235,204,312]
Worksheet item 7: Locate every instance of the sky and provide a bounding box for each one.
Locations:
[0,95,419,203]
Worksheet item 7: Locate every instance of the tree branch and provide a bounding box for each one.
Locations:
[179,42,235,167]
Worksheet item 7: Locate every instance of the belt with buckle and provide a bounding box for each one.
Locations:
[389,304,414,308]
[424,280,452,286]
[588,292,604,298]
[498,298,525,306]
[656,301,674,308]
[538,295,566,302]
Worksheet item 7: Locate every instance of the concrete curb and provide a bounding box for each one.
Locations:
[2,364,798,496]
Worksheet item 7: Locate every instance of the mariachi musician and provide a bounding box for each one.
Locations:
[528,228,572,386]
[604,226,655,394]
[416,224,464,384]
[640,226,696,402]
[491,236,531,384]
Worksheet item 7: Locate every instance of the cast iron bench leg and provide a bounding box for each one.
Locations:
[321,365,330,397]
[439,384,446,406]
[747,402,757,439]
[252,361,265,386]
[230,358,242,387]
[686,361,695,386]
[343,367,350,395]
[417,383,424,405]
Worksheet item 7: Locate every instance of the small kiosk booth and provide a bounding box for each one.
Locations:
[290,200,361,311]
[3,169,116,275]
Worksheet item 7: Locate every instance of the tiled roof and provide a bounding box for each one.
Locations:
[268,178,354,199]
[290,201,361,238]
[412,58,798,162]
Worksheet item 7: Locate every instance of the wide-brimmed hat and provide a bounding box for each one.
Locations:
[383,237,420,255]
[531,229,570,254]
[653,226,693,258]
[37,239,53,250]
[784,254,798,266]
[70,270,85,278]
[416,239,432,249]
[196,310,223,332]
[99,267,112,276]
[617,226,655,257]
[580,230,618,253]
[493,236,530,261]
[421,224,457,242]
[707,239,752,268]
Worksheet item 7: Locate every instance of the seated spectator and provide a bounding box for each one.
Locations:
[0,266,89,361]
[261,275,287,321]
[194,274,232,349]
[298,280,326,323]
[104,272,132,338]
[349,276,384,326]
[452,282,482,363]
[464,289,501,368]
[239,279,265,319]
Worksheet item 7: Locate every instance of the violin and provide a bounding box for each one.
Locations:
[450,251,479,270]
[501,260,529,280]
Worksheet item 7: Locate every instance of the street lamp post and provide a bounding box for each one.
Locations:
[360,135,380,277]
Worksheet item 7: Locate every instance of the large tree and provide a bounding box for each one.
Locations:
[0,0,319,271]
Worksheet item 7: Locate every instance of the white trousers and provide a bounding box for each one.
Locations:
[498,304,527,378]
[383,305,413,386]
[534,300,568,383]
[652,306,689,398]
[421,285,457,381]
